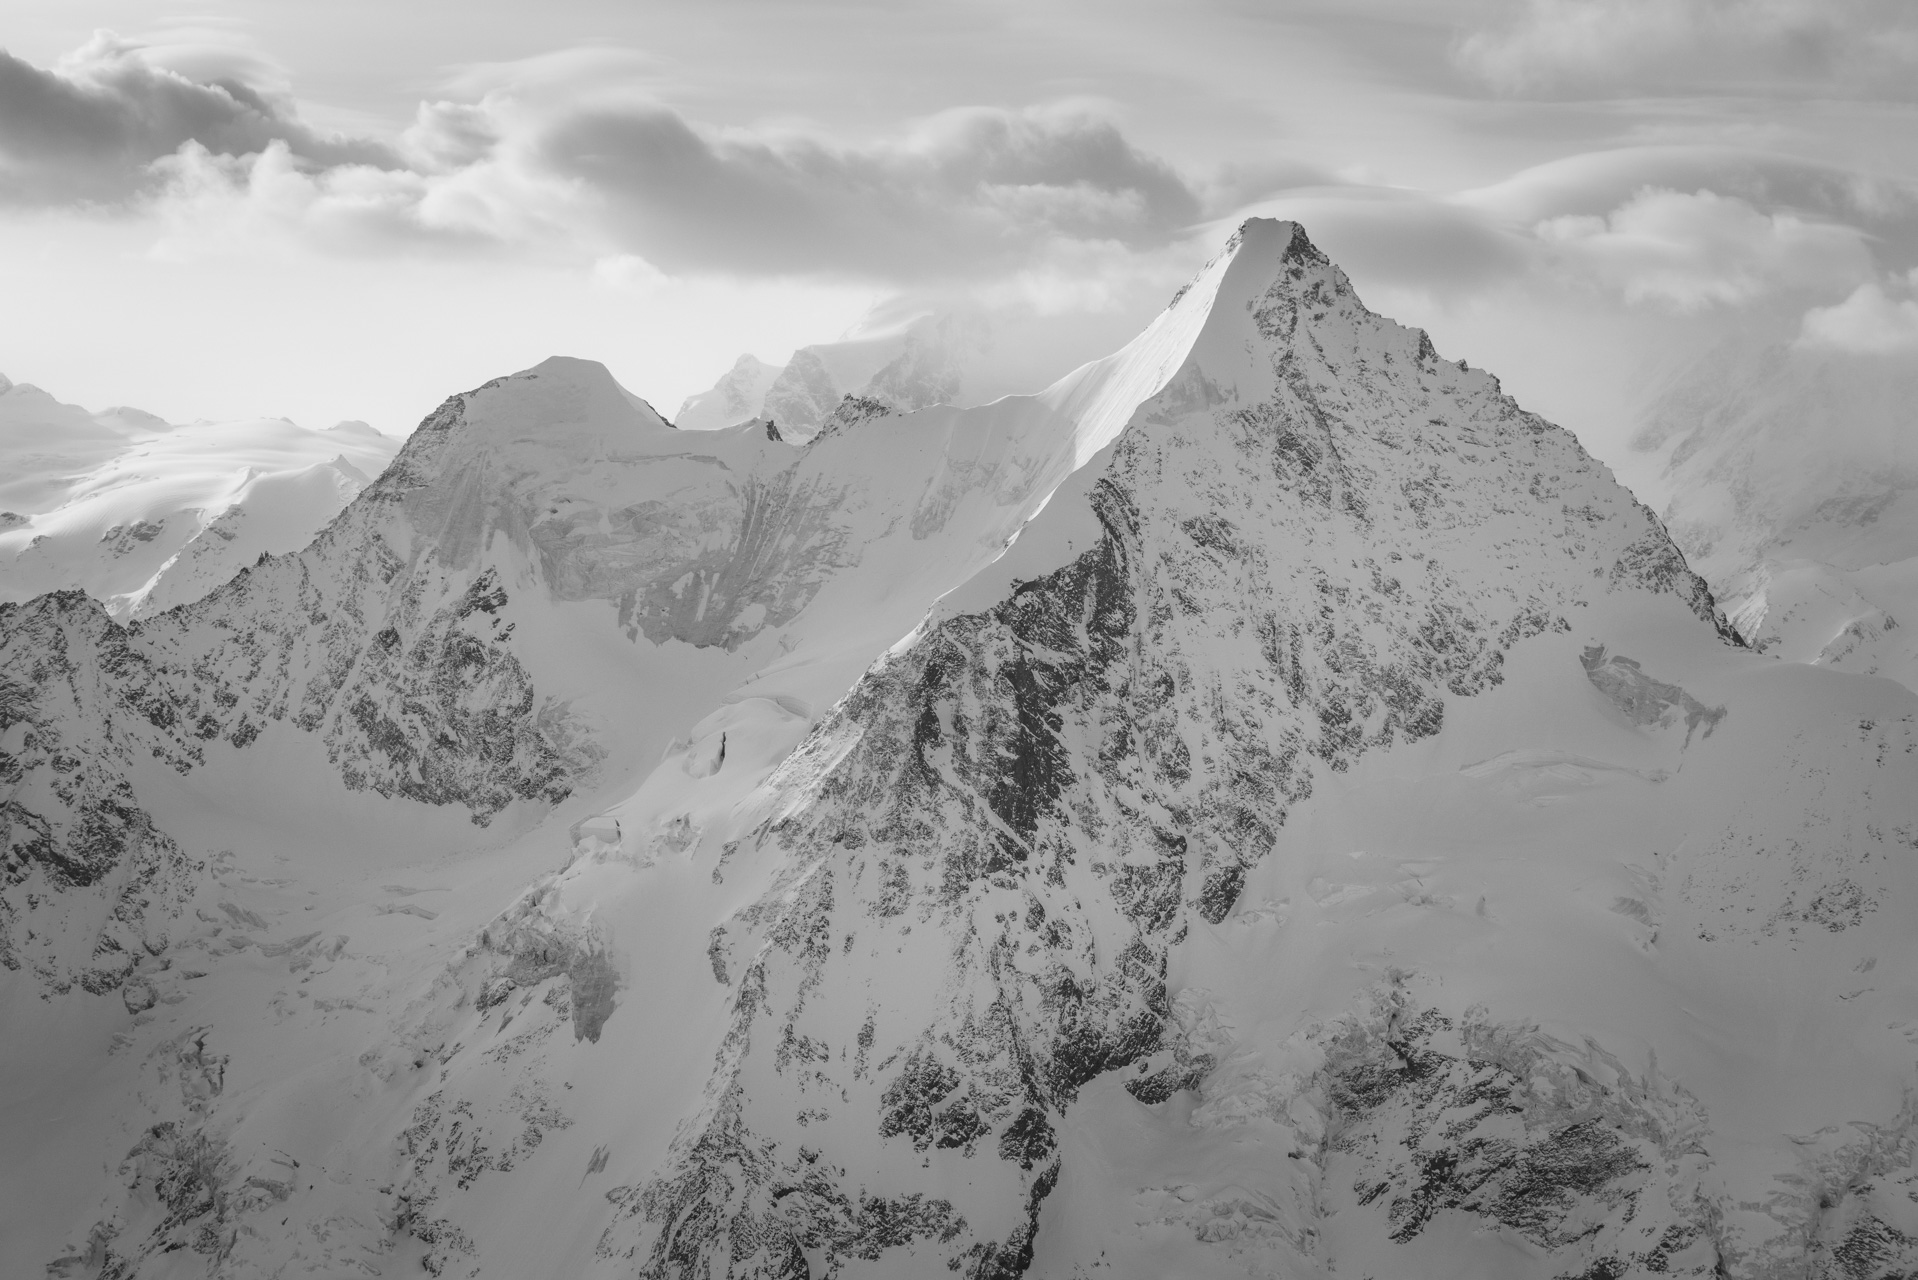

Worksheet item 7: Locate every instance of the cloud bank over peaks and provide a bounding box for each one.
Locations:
[1456,0,1918,98]
[1240,147,1910,321]
[0,31,399,204]
[538,102,1204,278]
[1533,186,1874,309]
[1,34,1220,285]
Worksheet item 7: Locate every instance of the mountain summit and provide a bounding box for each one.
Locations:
[9,222,1918,1280]
[585,218,1751,1277]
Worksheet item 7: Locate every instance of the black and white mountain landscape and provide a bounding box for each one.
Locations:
[4,216,1917,1280]
[5,6,1918,1279]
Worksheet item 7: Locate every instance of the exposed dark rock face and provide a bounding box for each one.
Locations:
[0,596,197,990]
[609,471,858,649]
[331,567,600,812]
[476,879,623,1043]
[1581,644,1728,743]
[0,406,602,983]
[595,222,1734,1277]
[1312,998,1723,1277]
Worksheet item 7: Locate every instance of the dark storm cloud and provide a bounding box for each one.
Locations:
[0,34,398,204]
[536,103,1207,278]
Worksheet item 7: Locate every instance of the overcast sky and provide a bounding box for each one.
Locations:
[3,0,1915,470]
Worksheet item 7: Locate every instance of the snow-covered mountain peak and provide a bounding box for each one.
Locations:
[23,224,1917,1280]
[676,354,783,432]
[414,356,671,456]
[0,377,399,617]
[1036,218,1478,474]
[555,221,1741,1277]
[328,452,372,485]
[1177,217,1488,408]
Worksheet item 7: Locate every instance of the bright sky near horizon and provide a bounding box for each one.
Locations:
[2,0,1915,465]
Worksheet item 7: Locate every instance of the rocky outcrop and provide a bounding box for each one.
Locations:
[0,594,197,991]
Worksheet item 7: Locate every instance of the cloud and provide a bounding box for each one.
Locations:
[1,35,1213,285]
[1796,272,1918,353]
[535,102,1205,278]
[0,31,397,204]
[1238,189,1531,298]
[1533,187,1873,308]
[1456,0,1918,97]
[436,47,663,102]
[5,31,1910,326]
[1232,164,1886,318]
[140,135,584,259]
[134,94,1211,281]
[1459,146,1918,235]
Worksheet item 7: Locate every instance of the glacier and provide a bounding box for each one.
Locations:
[0,375,399,620]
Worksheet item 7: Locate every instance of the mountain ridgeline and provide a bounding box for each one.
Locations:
[11,223,1918,1280]
[0,237,1233,994]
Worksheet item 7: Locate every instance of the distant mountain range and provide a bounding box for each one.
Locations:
[0,375,398,619]
[1635,338,1918,692]
[674,311,991,442]
[6,222,1918,1280]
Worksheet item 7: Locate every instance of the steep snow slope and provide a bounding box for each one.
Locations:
[0,373,398,618]
[1634,342,1918,690]
[11,221,1918,1280]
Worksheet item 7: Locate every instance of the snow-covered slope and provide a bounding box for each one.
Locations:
[0,374,398,618]
[9,222,1918,1280]
[1634,342,1918,689]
